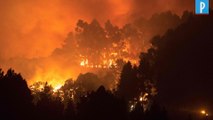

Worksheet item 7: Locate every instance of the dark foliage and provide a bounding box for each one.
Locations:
[0,69,33,120]
[77,86,128,120]
[35,83,64,120]
[117,10,213,120]
[0,69,168,120]
[117,62,142,101]
[1,10,212,120]
[152,11,213,109]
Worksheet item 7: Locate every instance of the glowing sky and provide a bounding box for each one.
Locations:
[0,0,204,87]
[0,0,195,60]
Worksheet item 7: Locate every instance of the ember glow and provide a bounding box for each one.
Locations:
[0,2,196,111]
[53,84,63,92]
[0,3,199,113]
[0,0,195,86]
[200,110,209,116]
[29,66,72,88]
[1,1,213,120]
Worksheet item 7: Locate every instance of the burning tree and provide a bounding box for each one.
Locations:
[75,19,143,69]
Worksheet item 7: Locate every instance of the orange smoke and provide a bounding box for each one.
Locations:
[0,0,195,59]
[0,0,196,87]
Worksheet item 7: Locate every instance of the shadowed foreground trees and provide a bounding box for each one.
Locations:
[35,83,64,120]
[1,11,212,120]
[151,10,213,112]
[0,69,167,120]
[77,86,128,120]
[0,69,33,120]
[115,10,213,120]
[117,62,141,101]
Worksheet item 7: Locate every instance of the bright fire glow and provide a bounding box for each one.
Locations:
[53,84,63,92]
[80,59,88,66]
[29,65,75,89]
[201,110,206,114]
[139,97,143,101]
[200,110,209,116]
[79,57,118,69]
[139,93,149,102]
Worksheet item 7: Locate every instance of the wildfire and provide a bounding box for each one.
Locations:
[139,93,149,102]
[77,33,140,69]
[80,59,88,66]
[79,57,117,69]
[53,84,63,92]
[129,93,150,112]
[29,65,75,89]
[200,110,209,116]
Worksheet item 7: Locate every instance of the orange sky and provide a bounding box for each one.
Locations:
[0,0,199,86]
[0,0,195,60]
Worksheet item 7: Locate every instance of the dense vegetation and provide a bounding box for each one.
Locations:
[0,11,212,120]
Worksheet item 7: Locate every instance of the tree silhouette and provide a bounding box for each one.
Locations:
[117,62,141,101]
[146,100,168,120]
[77,86,128,120]
[105,20,122,43]
[1,9,212,120]
[35,82,64,120]
[75,73,102,93]
[0,69,33,120]
[154,10,213,108]
[141,10,213,120]
[130,102,145,120]
[64,99,76,120]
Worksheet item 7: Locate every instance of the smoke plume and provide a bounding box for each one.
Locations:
[0,0,200,86]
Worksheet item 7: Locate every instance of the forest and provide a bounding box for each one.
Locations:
[0,10,213,120]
